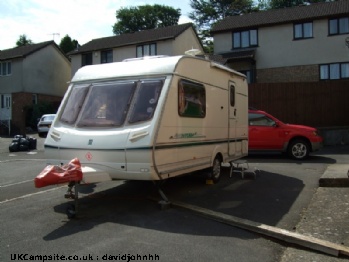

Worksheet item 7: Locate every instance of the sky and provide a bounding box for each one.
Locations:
[0,0,194,50]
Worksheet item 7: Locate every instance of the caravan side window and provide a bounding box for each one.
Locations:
[230,85,235,107]
[178,79,206,118]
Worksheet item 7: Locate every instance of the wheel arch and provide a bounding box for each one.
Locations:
[210,146,224,166]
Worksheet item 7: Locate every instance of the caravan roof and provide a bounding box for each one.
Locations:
[71,55,245,83]
[72,56,183,83]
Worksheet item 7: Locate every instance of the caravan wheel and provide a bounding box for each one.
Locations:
[210,156,222,183]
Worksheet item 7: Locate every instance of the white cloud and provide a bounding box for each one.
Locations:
[0,0,193,50]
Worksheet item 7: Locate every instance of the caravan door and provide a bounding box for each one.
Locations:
[228,83,237,156]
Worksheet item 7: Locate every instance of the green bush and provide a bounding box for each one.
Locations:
[25,102,56,130]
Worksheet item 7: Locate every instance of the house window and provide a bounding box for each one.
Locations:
[5,96,11,108]
[232,29,258,49]
[136,43,157,57]
[0,61,12,76]
[101,50,113,63]
[32,94,38,104]
[294,22,313,39]
[178,79,206,118]
[329,17,349,35]
[82,52,92,66]
[342,63,349,78]
[1,94,11,108]
[320,62,349,80]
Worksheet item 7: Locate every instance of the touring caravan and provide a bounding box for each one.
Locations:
[44,55,248,185]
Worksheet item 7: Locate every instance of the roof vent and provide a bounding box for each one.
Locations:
[185,49,202,56]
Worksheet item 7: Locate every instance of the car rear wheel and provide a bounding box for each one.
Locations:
[288,139,309,160]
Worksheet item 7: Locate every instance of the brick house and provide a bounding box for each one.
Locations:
[210,1,349,144]
[210,1,349,84]
[68,23,203,76]
[0,41,71,135]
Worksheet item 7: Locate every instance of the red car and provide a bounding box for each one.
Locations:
[248,109,323,160]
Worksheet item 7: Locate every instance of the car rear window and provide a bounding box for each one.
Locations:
[42,115,55,121]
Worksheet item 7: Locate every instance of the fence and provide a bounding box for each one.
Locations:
[248,80,349,128]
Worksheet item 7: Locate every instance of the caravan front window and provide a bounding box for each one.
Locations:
[129,80,163,123]
[60,84,90,125]
[59,79,164,127]
[178,79,206,118]
[77,82,137,127]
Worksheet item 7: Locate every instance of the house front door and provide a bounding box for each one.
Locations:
[0,94,12,120]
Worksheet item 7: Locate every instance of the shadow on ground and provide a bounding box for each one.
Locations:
[44,167,304,241]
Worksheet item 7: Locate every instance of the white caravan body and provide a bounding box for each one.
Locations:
[44,55,248,183]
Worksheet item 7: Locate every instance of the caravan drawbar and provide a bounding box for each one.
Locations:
[44,55,249,184]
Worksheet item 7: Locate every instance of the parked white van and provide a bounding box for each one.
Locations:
[44,55,248,184]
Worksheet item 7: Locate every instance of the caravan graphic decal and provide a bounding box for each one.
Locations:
[170,132,206,139]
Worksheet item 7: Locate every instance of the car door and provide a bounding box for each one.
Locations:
[248,112,284,150]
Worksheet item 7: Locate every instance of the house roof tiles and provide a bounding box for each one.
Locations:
[221,49,255,59]
[0,41,55,61]
[69,23,196,55]
[212,1,349,33]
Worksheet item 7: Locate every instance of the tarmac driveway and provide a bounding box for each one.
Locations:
[0,134,348,261]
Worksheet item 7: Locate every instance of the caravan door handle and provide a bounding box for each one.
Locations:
[129,131,149,142]
[50,132,61,141]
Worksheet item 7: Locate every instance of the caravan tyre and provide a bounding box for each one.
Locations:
[210,156,222,183]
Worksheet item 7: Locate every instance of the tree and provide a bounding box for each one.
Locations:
[112,4,181,35]
[256,0,270,10]
[189,0,254,53]
[59,34,79,54]
[16,34,33,47]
